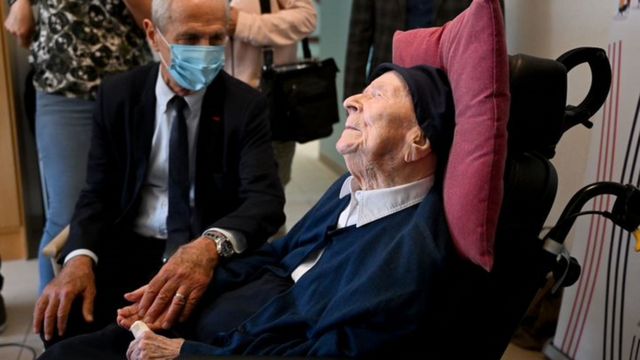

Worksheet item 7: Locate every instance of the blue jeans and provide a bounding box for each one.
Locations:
[36,92,94,293]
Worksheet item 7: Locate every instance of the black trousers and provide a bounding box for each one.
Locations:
[42,232,166,347]
[39,271,294,358]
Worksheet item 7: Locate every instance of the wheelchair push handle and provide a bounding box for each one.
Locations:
[542,182,640,289]
[547,182,640,243]
[557,47,612,133]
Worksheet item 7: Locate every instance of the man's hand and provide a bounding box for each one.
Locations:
[132,237,218,329]
[117,300,147,330]
[116,288,167,331]
[126,331,184,360]
[3,0,35,48]
[33,256,96,341]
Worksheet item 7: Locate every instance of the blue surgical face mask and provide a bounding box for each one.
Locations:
[157,30,225,92]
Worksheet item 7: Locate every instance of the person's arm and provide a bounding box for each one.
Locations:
[229,0,316,46]
[205,93,286,248]
[116,174,344,332]
[122,0,151,29]
[343,0,375,99]
[178,290,428,357]
[3,0,35,48]
[116,239,284,331]
[125,91,285,330]
[33,77,124,341]
[33,255,97,341]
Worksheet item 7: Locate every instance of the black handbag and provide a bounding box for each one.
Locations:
[259,0,340,143]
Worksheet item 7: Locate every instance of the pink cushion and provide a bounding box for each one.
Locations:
[392,0,509,271]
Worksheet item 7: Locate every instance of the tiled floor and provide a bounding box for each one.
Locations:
[0,259,41,360]
[0,142,545,359]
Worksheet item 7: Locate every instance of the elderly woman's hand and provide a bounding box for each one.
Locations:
[126,331,185,360]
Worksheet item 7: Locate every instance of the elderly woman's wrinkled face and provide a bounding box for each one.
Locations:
[337,72,418,165]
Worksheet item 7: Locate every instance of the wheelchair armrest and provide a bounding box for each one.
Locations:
[42,225,70,276]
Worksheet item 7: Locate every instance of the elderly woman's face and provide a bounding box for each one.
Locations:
[337,72,418,163]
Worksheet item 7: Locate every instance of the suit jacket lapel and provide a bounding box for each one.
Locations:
[130,65,159,204]
[193,73,226,233]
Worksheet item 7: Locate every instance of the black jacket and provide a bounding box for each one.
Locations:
[63,63,285,260]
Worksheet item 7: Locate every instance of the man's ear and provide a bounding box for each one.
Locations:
[404,128,432,163]
[144,19,159,52]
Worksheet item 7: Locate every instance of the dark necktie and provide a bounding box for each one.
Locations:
[164,96,191,261]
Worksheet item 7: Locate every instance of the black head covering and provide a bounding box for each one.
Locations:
[370,63,455,162]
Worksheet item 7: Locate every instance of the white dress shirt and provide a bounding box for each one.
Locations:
[290,175,434,282]
[65,71,245,265]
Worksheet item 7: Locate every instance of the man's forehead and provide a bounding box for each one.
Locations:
[163,1,226,36]
[167,0,227,26]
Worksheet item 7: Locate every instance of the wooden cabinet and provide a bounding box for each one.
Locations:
[0,2,27,260]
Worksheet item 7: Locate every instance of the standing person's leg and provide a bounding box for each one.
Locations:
[272,140,296,187]
[35,92,94,293]
[270,140,295,239]
[0,255,6,333]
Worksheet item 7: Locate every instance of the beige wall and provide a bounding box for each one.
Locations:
[0,2,27,259]
[505,0,613,229]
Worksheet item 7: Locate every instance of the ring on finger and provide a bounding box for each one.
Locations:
[174,292,186,303]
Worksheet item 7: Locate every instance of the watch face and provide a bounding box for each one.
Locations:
[219,240,234,257]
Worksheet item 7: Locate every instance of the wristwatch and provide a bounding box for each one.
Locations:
[203,230,235,258]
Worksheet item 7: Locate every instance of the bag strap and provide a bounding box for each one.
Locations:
[259,0,312,69]
[259,0,274,68]
[259,0,271,13]
[301,38,312,60]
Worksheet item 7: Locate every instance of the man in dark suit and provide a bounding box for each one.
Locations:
[343,0,475,99]
[33,0,285,345]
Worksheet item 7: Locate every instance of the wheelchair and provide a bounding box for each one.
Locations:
[433,47,640,359]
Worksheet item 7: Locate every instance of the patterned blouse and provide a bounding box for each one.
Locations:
[30,0,152,100]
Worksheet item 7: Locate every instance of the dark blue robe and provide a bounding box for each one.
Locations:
[183,174,453,357]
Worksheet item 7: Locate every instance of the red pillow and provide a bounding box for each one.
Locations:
[392,0,509,271]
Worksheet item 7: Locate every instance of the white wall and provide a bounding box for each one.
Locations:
[317,0,351,172]
[505,0,613,229]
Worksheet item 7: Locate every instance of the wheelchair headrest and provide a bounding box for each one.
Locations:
[508,48,611,159]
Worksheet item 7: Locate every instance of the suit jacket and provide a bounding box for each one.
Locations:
[62,63,285,260]
[343,0,472,99]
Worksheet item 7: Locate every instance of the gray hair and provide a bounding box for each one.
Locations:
[151,0,229,33]
[151,0,173,32]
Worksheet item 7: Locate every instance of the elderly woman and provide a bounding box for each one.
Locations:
[40,63,456,359]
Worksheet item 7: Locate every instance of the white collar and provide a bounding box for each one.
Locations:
[338,175,434,227]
